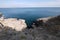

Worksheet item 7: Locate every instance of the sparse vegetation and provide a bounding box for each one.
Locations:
[0,15,60,40]
[20,35,27,39]
[45,15,60,34]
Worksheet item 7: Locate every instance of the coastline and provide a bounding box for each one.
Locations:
[0,17,27,31]
[0,14,60,40]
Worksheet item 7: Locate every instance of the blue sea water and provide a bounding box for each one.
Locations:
[0,7,60,26]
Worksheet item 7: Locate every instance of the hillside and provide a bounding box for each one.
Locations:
[0,15,60,40]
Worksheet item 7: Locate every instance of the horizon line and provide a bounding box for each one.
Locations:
[0,6,60,8]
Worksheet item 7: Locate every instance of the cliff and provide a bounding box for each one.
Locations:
[0,16,60,40]
[0,17,27,31]
[0,13,60,40]
[32,15,60,34]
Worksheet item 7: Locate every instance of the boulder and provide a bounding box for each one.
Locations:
[0,18,27,31]
[37,17,52,23]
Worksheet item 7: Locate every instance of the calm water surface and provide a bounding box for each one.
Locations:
[0,7,60,26]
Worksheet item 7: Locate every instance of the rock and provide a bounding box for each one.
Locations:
[45,15,60,34]
[0,18,27,31]
[32,17,52,27]
[33,15,60,35]
[37,17,52,23]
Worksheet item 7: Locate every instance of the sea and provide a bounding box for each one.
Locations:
[0,7,60,26]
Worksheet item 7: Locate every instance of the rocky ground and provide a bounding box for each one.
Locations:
[0,23,60,40]
[0,15,60,40]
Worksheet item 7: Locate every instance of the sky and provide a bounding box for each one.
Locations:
[0,0,60,8]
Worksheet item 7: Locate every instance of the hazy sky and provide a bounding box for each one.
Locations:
[0,0,60,8]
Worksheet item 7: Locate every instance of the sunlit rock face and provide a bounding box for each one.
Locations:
[37,17,52,23]
[32,17,51,27]
[0,18,27,31]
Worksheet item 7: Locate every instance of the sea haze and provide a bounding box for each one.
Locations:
[0,7,60,26]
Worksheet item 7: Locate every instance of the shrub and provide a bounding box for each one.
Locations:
[45,15,60,34]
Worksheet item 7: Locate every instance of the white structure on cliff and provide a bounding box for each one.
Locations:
[0,13,27,31]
